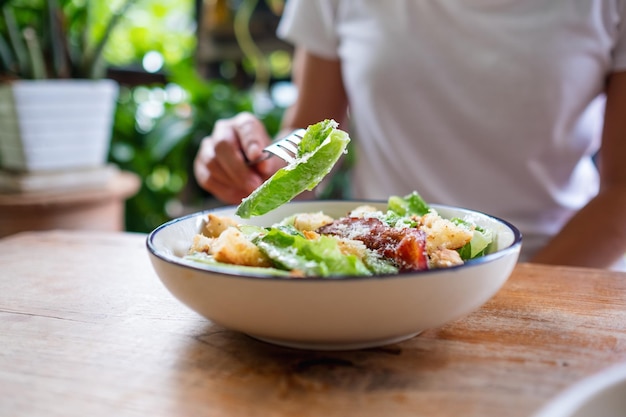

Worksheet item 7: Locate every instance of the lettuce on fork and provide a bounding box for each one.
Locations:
[236,119,350,218]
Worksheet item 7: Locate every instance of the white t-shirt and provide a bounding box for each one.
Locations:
[277,0,626,262]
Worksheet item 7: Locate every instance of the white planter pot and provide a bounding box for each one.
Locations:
[0,79,119,172]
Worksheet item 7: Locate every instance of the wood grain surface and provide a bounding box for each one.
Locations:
[2,230,626,417]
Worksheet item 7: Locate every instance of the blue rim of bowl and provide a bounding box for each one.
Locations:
[146,200,523,282]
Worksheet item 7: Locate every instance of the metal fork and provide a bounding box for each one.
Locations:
[247,129,306,165]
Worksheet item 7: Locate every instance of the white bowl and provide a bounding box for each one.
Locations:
[532,362,626,417]
[147,201,522,350]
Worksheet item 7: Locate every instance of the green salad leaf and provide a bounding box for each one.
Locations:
[388,192,494,260]
[451,218,494,260]
[236,119,350,218]
[184,252,292,277]
[387,191,430,217]
[253,227,372,277]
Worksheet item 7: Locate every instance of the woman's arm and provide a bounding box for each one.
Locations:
[279,47,349,134]
[531,70,626,268]
[276,47,350,200]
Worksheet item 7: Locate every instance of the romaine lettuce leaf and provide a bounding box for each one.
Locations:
[362,253,399,275]
[236,120,350,218]
[387,191,430,217]
[253,227,372,277]
[184,252,291,277]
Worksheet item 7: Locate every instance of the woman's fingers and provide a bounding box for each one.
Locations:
[193,113,277,204]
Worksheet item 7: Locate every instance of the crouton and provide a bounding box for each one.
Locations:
[302,230,320,240]
[420,212,473,252]
[189,234,214,254]
[292,211,334,232]
[203,214,239,238]
[336,237,368,259]
[349,205,379,217]
[211,227,271,267]
[429,248,464,268]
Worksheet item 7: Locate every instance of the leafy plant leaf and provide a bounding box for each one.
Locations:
[2,6,29,77]
[46,0,69,78]
[81,0,136,79]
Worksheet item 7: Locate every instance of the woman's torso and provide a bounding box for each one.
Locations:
[278,0,626,259]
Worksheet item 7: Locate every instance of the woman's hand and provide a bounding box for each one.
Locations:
[194,47,349,205]
[193,112,286,204]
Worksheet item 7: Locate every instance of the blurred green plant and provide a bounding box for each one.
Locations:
[94,0,195,69]
[1,0,348,233]
[110,60,285,233]
[0,0,135,79]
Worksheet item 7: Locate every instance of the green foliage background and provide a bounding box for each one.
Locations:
[3,0,349,233]
[99,0,286,233]
[111,63,284,233]
[94,0,195,68]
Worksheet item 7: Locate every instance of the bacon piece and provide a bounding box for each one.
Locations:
[317,217,428,271]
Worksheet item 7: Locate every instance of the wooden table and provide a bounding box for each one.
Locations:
[2,230,626,417]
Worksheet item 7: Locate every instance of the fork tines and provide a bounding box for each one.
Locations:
[263,128,306,164]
